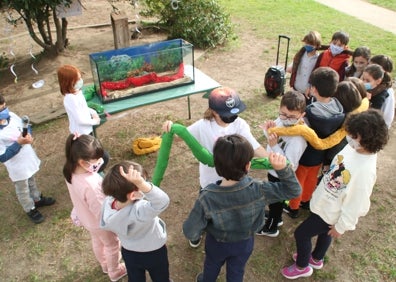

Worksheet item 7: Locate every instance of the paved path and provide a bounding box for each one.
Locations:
[315,0,396,35]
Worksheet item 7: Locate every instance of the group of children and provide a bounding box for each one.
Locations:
[0,30,393,281]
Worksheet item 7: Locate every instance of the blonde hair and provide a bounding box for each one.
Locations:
[302,31,322,48]
[57,65,81,95]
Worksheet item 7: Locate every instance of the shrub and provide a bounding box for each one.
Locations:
[141,0,235,49]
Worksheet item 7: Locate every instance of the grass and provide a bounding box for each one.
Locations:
[220,0,396,76]
[367,0,396,11]
[1,0,395,281]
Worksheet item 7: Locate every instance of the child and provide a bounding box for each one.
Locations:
[100,161,171,282]
[315,31,352,81]
[0,94,55,224]
[345,46,371,78]
[163,87,268,247]
[288,31,322,97]
[256,91,307,237]
[282,109,389,279]
[284,67,344,218]
[58,64,109,171]
[369,55,394,128]
[63,134,126,282]
[183,134,301,282]
[362,64,393,111]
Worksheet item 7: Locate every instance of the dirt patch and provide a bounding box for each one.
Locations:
[0,1,395,281]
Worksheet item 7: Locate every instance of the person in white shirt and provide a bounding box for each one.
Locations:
[282,109,389,279]
[57,65,109,172]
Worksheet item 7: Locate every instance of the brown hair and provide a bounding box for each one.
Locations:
[280,90,306,113]
[213,134,254,181]
[345,109,388,153]
[309,67,339,97]
[102,161,148,202]
[63,134,104,183]
[302,31,322,49]
[346,77,367,98]
[57,65,81,95]
[334,81,362,113]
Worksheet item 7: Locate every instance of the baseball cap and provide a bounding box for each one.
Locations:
[208,87,246,117]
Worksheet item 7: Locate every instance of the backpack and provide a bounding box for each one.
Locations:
[264,66,286,98]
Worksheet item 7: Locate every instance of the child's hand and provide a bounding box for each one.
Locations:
[17,133,33,145]
[267,133,278,148]
[268,152,286,170]
[119,165,152,193]
[328,225,342,238]
[120,165,144,185]
[162,120,173,133]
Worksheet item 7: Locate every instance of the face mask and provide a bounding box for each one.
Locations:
[330,44,344,56]
[220,115,238,124]
[304,45,315,53]
[364,82,372,90]
[74,78,84,91]
[85,158,104,173]
[346,135,362,150]
[280,118,299,127]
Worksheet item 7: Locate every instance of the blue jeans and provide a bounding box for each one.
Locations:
[14,176,41,212]
[294,212,332,268]
[121,244,169,282]
[203,233,254,282]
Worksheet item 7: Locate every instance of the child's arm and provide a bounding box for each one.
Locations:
[261,152,302,203]
[182,199,207,242]
[0,134,33,163]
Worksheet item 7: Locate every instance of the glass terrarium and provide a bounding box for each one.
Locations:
[89,39,195,103]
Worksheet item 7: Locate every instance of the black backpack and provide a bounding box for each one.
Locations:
[264,35,290,98]
[264,66,286,98]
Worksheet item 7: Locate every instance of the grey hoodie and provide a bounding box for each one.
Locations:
[100,184,170,252]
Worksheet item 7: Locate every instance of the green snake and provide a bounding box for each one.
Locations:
[152,123,276,186]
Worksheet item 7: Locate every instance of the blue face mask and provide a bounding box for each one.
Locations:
[0,107,10,129]
[304,45,315,53]
[74,78,84,91]
[330,43,344,56]
[364,82,372,90]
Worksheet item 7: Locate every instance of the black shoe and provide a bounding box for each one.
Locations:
[35,195,56,208]
[256,226,279,237]
[283,206,300,218]
[264,211,283,226]
[196,272,203,282]
[300,201,310,210]
[27,208,45,224]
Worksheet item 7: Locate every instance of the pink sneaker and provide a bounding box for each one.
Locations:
[292,253,324,270]
[281,263,313,279]
[109,263,127,282]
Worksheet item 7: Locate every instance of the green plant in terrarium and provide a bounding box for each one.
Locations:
[150,44,183,73]
[96,55,145,81]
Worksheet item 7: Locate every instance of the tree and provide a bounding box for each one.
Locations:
[0,0,74,55]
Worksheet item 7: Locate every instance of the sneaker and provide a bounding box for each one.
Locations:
[300,201,310,210]
[109,263,127,282]
[35,195,56,208]
[281,263,313,279]
[283,206,300,218]
[264,211,283,226]
[196,272,203,282]
[292,253,323,270]
[27,208,45,224]
[256,226,279,237]
[189,237,202,248]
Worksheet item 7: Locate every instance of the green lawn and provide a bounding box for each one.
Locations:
[220,0,396,76]
[367,0,396,11]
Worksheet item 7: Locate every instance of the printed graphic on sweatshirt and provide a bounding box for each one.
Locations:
[323,155,351,195]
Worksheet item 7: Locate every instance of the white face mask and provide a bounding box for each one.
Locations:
[330,43,344,56]
[74,78,84,91]
[280,118,299,127]
[85,158,104,173]
[353,62,366,72]
[346,135,362,150]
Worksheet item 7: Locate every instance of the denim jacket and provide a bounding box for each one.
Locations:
[182,164,301,243]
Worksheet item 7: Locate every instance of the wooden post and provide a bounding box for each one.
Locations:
[111,11,130,49]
